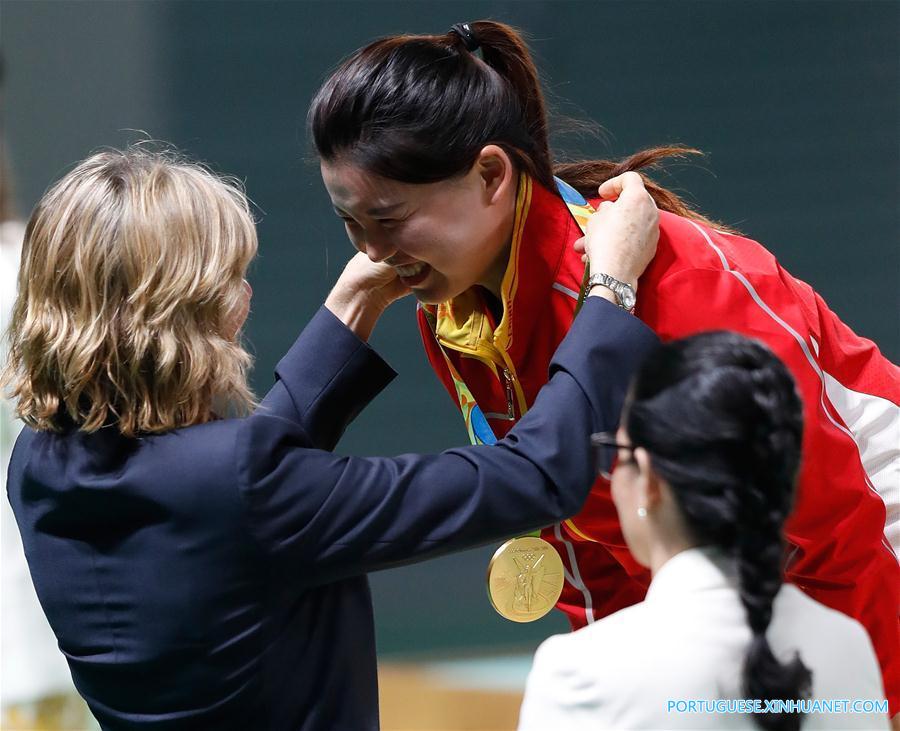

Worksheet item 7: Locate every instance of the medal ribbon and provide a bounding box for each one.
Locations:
[553,177,596,315]
[424,176,595,447]
[421,177,597,537]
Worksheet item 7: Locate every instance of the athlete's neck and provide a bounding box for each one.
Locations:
[476,176,519,299]
[479,243,512,299]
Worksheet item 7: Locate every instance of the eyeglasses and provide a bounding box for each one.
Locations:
[590,431,637,479]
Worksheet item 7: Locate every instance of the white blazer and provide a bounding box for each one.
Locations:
[518,547,888,730]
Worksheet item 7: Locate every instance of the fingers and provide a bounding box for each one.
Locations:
[597,170,645,201]
[573,238,589,264]
[579,171,660,288]
[573,175,658,275]
[583,199,616,237]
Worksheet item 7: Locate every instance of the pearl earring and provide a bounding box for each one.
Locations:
[637,507,647,518]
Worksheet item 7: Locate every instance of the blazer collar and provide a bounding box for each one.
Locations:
[644,546,740,603]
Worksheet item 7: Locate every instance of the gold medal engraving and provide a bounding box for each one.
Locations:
[486,536,564,622]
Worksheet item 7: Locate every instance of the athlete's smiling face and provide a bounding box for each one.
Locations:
[320,145,518,304]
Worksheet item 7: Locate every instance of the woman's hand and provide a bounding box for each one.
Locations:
[574,171,660,293]
[325,252,411,341]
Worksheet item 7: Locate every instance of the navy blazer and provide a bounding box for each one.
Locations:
[7,297,658,730]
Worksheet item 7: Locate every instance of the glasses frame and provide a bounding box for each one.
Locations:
[590,431,637,478]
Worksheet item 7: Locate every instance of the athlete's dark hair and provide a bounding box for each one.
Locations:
[623,331,812,731]
[308,20,721,226]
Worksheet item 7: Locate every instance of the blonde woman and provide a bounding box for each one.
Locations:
[3,147,660,730]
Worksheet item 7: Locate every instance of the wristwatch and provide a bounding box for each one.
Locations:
[588,273,636,313]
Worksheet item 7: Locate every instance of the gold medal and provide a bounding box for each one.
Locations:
[486,536,564,623]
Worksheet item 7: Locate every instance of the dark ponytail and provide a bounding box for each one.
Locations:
[624,332,812,731]
[309,20,726,229]
[468,21,553,188]
[553,146,726,226]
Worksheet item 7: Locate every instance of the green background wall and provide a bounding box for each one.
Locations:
[4,0,898,657]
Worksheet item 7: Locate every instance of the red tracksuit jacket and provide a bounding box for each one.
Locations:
[417,175,899,713]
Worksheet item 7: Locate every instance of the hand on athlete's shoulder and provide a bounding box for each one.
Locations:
[574,171,659,291]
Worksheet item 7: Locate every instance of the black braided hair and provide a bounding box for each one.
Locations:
[624,331,812,731]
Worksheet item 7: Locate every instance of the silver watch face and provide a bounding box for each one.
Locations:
[618,285,636,311]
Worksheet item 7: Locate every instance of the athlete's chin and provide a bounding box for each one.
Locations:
[410,278,462,306]
[411,288,447,306]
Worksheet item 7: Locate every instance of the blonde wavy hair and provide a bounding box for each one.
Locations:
[2,146,258,436]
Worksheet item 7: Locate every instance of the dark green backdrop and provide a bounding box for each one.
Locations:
[4,0,898,657]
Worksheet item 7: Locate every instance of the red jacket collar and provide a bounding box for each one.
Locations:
[431,175,581,361]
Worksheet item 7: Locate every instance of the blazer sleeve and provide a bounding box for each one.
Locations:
[236,297,659,586]
[254,305,397,450]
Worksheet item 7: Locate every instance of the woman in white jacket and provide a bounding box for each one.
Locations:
[519,331,890,731]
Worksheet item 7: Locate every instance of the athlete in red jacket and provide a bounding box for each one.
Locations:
[310,19,900,718]
[416,175,899,715]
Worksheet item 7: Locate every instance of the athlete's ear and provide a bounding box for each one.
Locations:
[475,145,515,205]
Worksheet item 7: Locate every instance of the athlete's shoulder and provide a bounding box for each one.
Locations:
[655,210,789,280]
